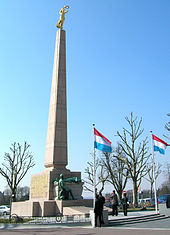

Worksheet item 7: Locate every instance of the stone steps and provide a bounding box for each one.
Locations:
[109,213,168,225]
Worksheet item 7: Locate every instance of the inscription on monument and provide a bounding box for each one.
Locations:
[31,174,49,199]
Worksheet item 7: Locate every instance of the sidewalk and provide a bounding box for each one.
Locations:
[108,210,158,220]
[0,210,163,230]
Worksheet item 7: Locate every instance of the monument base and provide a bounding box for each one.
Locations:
[11,168,86,217]
[11,199,93,217]
[30,168,82,201]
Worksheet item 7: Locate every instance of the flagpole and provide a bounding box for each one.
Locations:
[150,131,158,214]
[93,124,96,210]
[92,124,96,228]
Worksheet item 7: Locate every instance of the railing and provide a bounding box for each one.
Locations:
[8,213,91,224]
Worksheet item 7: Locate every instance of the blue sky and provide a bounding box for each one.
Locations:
[0,0,169,196]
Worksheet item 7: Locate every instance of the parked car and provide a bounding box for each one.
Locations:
[0,205,10,215]
[104,198,112,208]
[158,194,170,204]
[138,198,155,207]
[104,202,112,208]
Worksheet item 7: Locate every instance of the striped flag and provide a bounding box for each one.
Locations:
[94,128,112,153]
[152,134,168,155]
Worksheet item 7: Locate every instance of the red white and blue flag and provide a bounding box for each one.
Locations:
[152,134,168,155]
[94,128,112,153]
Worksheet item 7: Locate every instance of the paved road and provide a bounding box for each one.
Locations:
[1,211,170,234]
[0,227,170,235]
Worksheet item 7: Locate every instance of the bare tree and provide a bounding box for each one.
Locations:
[163,162,170,183]
[165,113,170,132]
[145,162,162,198]
[84,156,109,194]
[157,181,170,196]
[117,112,151,207]
[0,142,35,201]
[0,187,11,205]
[164,113,170,140]
[17,186,30,201]
[101,145,129,200]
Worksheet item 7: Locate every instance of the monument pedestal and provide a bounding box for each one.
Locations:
[30,169,82,200]
[11,169,84,217]
[12,169,86,217]
[12,199,93,217]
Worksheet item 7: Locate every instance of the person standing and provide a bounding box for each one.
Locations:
[94,194,103,227]
[110,190,118,216]
[122,192,128,216]
[99,192,105,224]
[166,195,170,208]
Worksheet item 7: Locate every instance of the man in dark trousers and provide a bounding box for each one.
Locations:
[99,191,105,224]
[110,190,118,216]
[122,192,128,216]
[94,194,103,227]
[166,195,170,208]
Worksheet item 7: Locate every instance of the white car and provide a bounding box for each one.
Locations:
[0,205,10,215]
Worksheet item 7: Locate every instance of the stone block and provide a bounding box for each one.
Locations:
[90,209,108,227]
[30,171,50,200]
[44,201,60,216]
[11,201,41,217]
[159,203,170,216]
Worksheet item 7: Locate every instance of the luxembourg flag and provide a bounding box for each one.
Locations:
[94,128,112,153]
[152,134,168,155]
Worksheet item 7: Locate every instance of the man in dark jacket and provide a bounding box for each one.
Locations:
[110,190,118,216]
[122,193,128,216]
[99,192,105,224]
[166,195,170,208]
[94,194,103,227]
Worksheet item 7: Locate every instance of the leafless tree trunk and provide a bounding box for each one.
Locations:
[0,142,35,201]
[145,163,162,198]
[101,146,129,201]
[84,156,109,194]
[117,112,151,207]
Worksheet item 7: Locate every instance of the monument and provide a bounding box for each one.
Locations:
[11,6,92,217]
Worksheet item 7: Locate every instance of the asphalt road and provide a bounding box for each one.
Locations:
[1,211,170,234]
[0,227,170,235]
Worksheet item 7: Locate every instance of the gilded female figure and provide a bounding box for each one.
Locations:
[56,6,69,29]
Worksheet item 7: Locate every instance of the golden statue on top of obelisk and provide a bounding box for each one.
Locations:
[56,6,69,29]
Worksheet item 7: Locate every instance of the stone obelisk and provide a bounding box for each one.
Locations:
[29,27,81,202]
[11,7,92,217]
[44,29,68,171]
